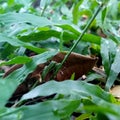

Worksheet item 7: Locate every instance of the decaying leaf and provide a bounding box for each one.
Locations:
[4,52,97,100]
[52,52,98,81]
[4,52,98,81]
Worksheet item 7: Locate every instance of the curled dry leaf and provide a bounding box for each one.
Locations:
[52,52,98,81]
[4,52,98,81]
[4,52,98,99]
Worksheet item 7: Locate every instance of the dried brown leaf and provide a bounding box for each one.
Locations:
[4,52,98,99]
[53,52,98,81]
[4,52,98,81]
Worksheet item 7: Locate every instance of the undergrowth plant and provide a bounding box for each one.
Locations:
[0,0,120,119]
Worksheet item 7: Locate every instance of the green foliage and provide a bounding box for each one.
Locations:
[21,80,113,102]
[0,51,57,107]
[106,48,120,90]
[0,99,80,120]
[0,0,120,119]
[0,56,32,66]
[0,80,120,120]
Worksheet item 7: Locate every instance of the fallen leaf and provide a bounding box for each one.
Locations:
[4,52,98,81]
[52,52,98,81]
[4,52,98,100]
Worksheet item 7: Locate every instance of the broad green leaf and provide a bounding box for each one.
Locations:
[106,48,120,90]
[0,84,120,120]
[19,25,101,45]
[101,39,110,75]
[0,33,46,53]
[101,38,117,76]
[82,33,101,45]
[1,90,120,120]
[57,24,101,44]
[0,56,31,66]
[21,80,120,119]
[0,51,58,107]
[0,77,18,107]
[0,12,52,27]
[18,30,61,42]
[0,99,80,120]
[82,103,120,120]
[21,80,114,103]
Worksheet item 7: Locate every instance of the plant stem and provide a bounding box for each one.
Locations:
[41,5,47,16]
[54,3,104,77]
